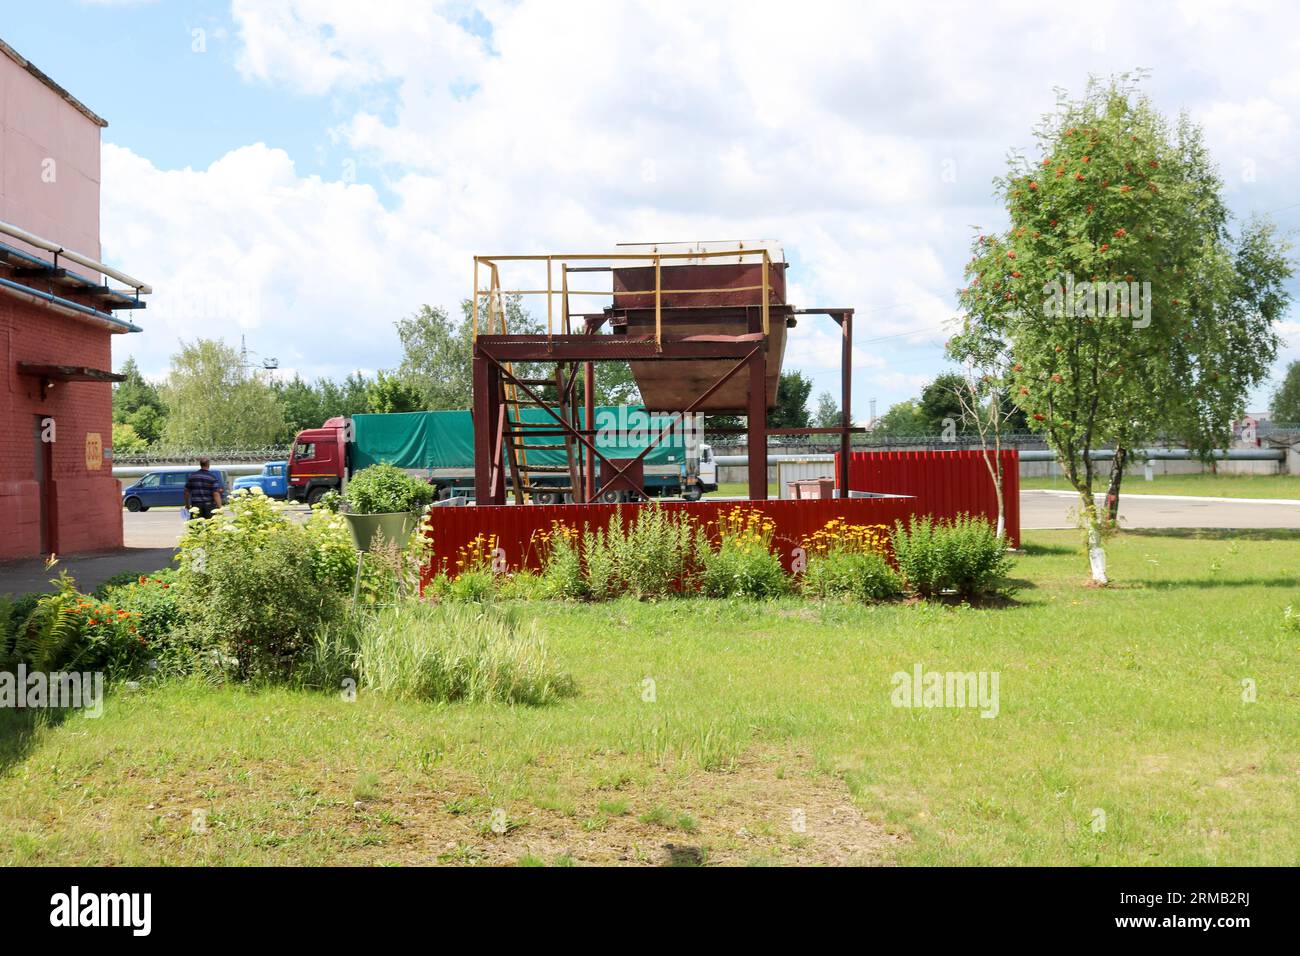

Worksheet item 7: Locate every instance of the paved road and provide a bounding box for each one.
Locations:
[1021,490,1300,530]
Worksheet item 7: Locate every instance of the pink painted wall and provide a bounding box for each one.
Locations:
[0,49,102,277]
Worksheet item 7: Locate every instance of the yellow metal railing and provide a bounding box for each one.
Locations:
[472,248,773,346]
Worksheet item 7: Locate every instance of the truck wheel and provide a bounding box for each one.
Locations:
[124,496,144,512]
[599,490,626,504]
[682,486,703,502]
[306,487,327,505]
[533,490,561,505]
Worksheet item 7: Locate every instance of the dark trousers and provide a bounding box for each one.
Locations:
[189,502,215,520]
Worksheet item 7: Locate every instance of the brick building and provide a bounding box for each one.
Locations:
[0,39,150,558]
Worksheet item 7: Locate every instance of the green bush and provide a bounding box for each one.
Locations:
[92,569,162,599]
[534,508,697,601]
[99,571,190,674]
[891,515,1015,601]
[176,492,353,681]
[496,569,547,601]
[448,568,495,603]
[696,507,791,599]
[802,550,903,602]
[345,463,435,515]
[579,505,696,600]
[0,592,41,667]
[537,524,585,599]
[3,572,149,676]
[348,601,576,705]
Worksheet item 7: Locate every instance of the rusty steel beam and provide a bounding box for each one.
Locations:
[746,309,768,500]
[839,309,854,495]
[480,353,638,498]
[583,360,595,502]
[591,346,759,502]
[475,334,759,362]
[472,355,504,505]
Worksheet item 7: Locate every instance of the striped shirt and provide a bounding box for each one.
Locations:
[185,469,224,504]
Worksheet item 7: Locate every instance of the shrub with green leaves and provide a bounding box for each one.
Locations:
[345,463,435,515]
[537,524,584,599]
[891,515,1015,601]
[696,507,791,599]
[102,571,183,646]
[802,550,903,602]
[3,572,148,677]
[535,507,698,601]
[580,505,696,600]
[176,492,353,680]
[342,601,576,705]
[0,592,41,667]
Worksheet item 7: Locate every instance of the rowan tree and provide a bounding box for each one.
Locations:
[953,74,1291,583]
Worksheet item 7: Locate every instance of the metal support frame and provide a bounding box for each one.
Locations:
[474,339,759,502]
[746,307,768,499]
[467,251,855,505]
[791,307,856,495]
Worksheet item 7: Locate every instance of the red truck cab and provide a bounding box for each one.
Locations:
[286,417,348,504]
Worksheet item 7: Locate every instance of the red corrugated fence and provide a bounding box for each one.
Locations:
[423,449,1017,578]
[837,448,1020,546]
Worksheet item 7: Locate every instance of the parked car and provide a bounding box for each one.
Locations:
[121,468,231,512]
[232,461,289,500]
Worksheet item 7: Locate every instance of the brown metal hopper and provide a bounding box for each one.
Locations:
[609,258,792,414]
[610,308,794,413]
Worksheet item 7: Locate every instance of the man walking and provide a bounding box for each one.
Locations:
[183,457,225,520]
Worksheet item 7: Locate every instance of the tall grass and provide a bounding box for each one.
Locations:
[350,602,576,705]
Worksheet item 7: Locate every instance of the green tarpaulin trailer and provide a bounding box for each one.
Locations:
[348,407,713,502]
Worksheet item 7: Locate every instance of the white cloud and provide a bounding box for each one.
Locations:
[102,0,1300,417]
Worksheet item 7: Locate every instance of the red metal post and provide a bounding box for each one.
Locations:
[746,308,768,499]
[583,360,595,502]
[472,353,504,505]
[839,309,853,495]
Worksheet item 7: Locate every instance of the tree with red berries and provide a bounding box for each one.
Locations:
[951,74,1291,584]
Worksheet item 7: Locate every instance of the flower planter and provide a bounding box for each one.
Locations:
[344,512,417,552]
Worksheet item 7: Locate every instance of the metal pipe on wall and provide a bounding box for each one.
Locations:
[0,217,153,293]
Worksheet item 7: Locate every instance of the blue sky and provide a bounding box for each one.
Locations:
[5,2,377,187]
[5,0,1298,421]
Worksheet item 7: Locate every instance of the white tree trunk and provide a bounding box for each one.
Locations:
[1085,504,1108,585]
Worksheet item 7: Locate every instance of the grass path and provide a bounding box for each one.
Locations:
[1,529,1296,866]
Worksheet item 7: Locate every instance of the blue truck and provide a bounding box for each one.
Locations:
[231,461,289,499]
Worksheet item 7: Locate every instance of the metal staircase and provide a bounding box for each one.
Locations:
[484,270,583,504]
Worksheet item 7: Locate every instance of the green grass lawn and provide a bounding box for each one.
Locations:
[1022,472,1300,499]
[710,481,778,498]
[1,529,1296,866]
